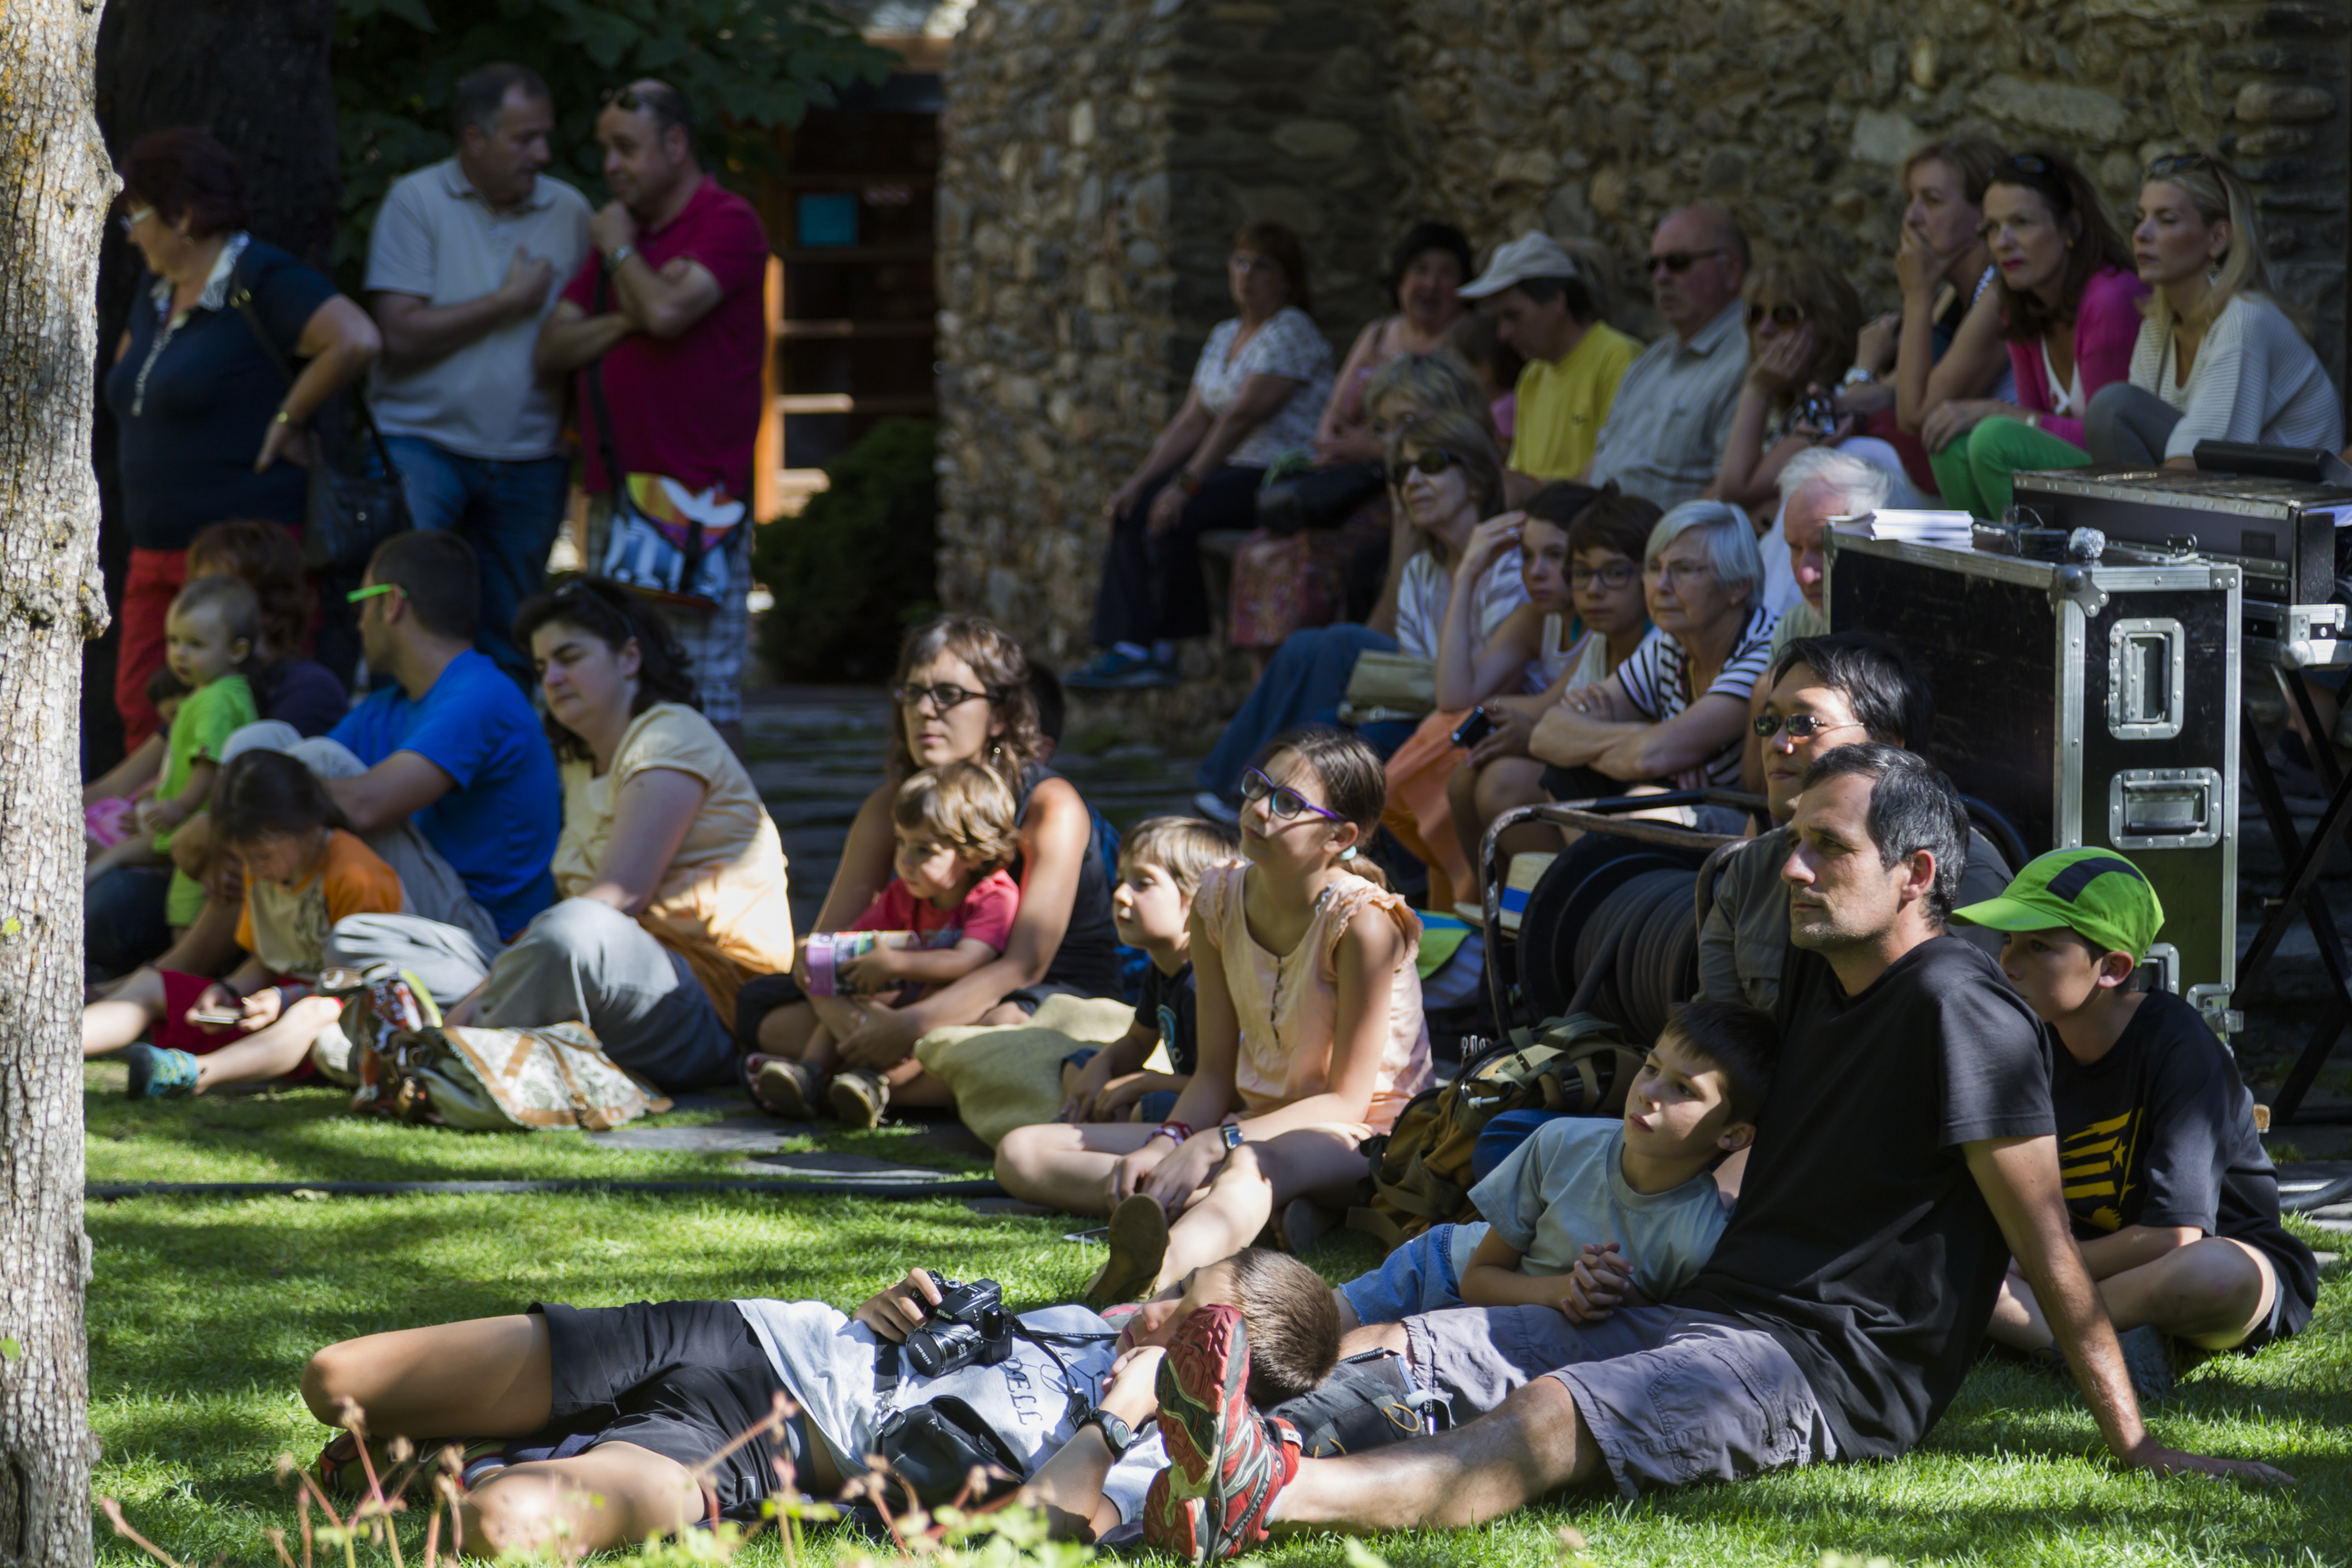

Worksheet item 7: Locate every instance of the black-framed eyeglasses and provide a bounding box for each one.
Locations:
[1747,300,1806,329]
[1753,713,1867,742]
[2143,151,2215,183]
[1649,247,1730,275]
[1240,766,1345,824]
[892,683,996,714]
[1570,562,1639,590]
[1390,448,1461,488]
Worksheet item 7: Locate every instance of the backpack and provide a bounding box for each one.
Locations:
[1348,1014,1642,1251]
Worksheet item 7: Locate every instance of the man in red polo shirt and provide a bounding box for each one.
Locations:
[535,78,768,749]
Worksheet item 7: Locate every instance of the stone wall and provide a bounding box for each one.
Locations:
[936,0,2352,690]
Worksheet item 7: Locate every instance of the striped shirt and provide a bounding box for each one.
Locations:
[2128,295,2343,459]
[1616,603,1780,786]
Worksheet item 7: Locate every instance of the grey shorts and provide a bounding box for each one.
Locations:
[1402,1304,1838,1497]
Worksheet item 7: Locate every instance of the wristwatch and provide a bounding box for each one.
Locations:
[1080,1407,1137,1457]
[603,244,636,272]
[1219,1123,1246,1153]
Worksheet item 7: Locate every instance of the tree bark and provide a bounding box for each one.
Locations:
[0,1,111,1564]
[82,0,339,775]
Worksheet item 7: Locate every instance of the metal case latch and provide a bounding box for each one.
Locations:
[2107,619,2185,739]
[2110,768,2223,849]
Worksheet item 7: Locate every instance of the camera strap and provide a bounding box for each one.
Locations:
[871,1327,1116,1428]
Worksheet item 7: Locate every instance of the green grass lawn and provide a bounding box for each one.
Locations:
[87,1064,2352,1566]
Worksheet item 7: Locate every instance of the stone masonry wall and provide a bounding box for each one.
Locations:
[938,0,2352,694]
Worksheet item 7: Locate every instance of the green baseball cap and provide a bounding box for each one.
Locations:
[1951,847,2165,960]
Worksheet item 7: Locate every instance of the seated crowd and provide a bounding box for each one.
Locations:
[79,91,2326,1563]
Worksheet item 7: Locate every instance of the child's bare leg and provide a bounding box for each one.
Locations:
[1159,1129,1368,1290]
[880,1060,956,1105]
[461,1443,705,1559]
[303,1314,554,1437]
[84,968,169,1056]
[753,999,824,1062]
[995,1122,1159,1214]
[189,996,345,1091]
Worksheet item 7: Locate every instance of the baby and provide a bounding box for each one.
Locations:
[757,760,1021,1128]
[84,578,263,936]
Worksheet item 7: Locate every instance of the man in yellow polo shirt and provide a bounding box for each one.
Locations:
[1461,232,1641,482]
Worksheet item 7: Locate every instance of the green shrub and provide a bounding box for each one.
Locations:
[753,417,941,683]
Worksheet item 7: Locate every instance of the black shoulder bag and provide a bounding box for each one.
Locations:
[231,263,411,572]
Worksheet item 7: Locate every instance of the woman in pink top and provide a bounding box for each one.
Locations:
[1914,148,2145,518]
[998,727,1433,1308]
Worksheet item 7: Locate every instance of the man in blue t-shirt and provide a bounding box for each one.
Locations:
[325,529,559,939]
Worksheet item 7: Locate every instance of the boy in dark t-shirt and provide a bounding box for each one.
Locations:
[1956,848,2318,1392]
[1054,817,1240,1124]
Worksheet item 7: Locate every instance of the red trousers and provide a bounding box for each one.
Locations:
[114,546,189,749]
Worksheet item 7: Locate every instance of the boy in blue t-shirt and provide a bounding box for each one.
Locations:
[1336,998,1776,1330]
[328,532,561,941]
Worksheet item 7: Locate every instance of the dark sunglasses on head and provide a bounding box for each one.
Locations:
[1390,448,1461,487]
[2006,153,2052,175]
[601,86,649,111]
[1747,300,1806,328]
[2143,150,2214,182]
[1240,765,1345,823]
[1649,247,1730,274]
[892,682,996,713]
[1753,713,1867,741]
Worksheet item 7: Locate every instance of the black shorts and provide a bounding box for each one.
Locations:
[529,1300,808,1521]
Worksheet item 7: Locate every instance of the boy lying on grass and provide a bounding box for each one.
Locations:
[300,1249,1338,1556]
[1955,848,2320,1399]
[1336,998,1773,1333]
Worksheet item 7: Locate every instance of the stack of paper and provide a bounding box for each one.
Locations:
[1860,508,1976,543]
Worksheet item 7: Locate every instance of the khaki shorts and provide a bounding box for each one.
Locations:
[1402,1304,1838,1497]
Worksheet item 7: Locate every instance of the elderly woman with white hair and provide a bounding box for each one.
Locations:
[1526,500,1778,823]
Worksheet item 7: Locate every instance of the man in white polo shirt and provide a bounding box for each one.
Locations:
[365,62,593,686]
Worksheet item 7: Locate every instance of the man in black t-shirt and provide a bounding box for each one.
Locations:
[1955,848,2318,1387]
[1142,746,2286,1561]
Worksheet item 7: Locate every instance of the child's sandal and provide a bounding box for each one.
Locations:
[124,1043,199,1100]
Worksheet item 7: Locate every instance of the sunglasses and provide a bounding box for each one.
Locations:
[2006,154,2053,175]
[1240,765,1345,824]
[892,683,996,715]
[2143,151,2215,182]
[1389,448,1461,487]
[118,205,155,237]
[1747,301,1806,328]
[1753,713,1867,741]
[1570,562,1639,590]
[1648,247,1730,275]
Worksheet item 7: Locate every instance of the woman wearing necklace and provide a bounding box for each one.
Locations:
[1909,148,2145,519]
[1068,222,1335,691]
[103,128,379,750]
[2085,151,2342,468]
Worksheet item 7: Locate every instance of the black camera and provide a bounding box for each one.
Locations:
[1799,390,1840,433]
[905,1275,1014,1377]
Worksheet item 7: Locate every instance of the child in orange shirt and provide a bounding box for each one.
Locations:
[83,750,406,1098]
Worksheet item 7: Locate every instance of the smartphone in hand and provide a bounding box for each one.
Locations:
[1450,708,1495,749]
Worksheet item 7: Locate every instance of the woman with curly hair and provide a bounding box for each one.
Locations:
[736,614,1128,1123]
[328,579,794,1092]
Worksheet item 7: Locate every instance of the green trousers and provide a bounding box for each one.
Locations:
[1926,416,2092,520]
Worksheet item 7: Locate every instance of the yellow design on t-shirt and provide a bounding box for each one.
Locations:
[2059,1109,2140,1232]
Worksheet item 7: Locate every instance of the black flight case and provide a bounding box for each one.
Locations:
[1825,521,2242,1033]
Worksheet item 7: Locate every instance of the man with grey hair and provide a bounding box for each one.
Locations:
[366,61,593,687]
[1583,206,1752,509]
[1764,446,1893,656]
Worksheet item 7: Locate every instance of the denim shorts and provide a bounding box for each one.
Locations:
[1339,1223,1488,1325]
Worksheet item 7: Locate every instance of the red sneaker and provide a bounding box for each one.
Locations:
[1142,1303,1300,1562]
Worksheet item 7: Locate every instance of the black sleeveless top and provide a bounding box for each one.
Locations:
[1014,762,1126,998]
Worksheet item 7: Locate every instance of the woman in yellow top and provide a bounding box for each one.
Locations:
[328,579,793,1092]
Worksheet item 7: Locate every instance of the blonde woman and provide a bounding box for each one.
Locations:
[1708,252,1868,510]
[2086,151,2343,467]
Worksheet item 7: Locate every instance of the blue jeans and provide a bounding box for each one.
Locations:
[1338,1221,1489,1325]
[1194,623,1414,801]
[384,436,571,686]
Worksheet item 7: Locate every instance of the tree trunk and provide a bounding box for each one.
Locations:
[81,0,339,775]
[0,1,111,1564]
